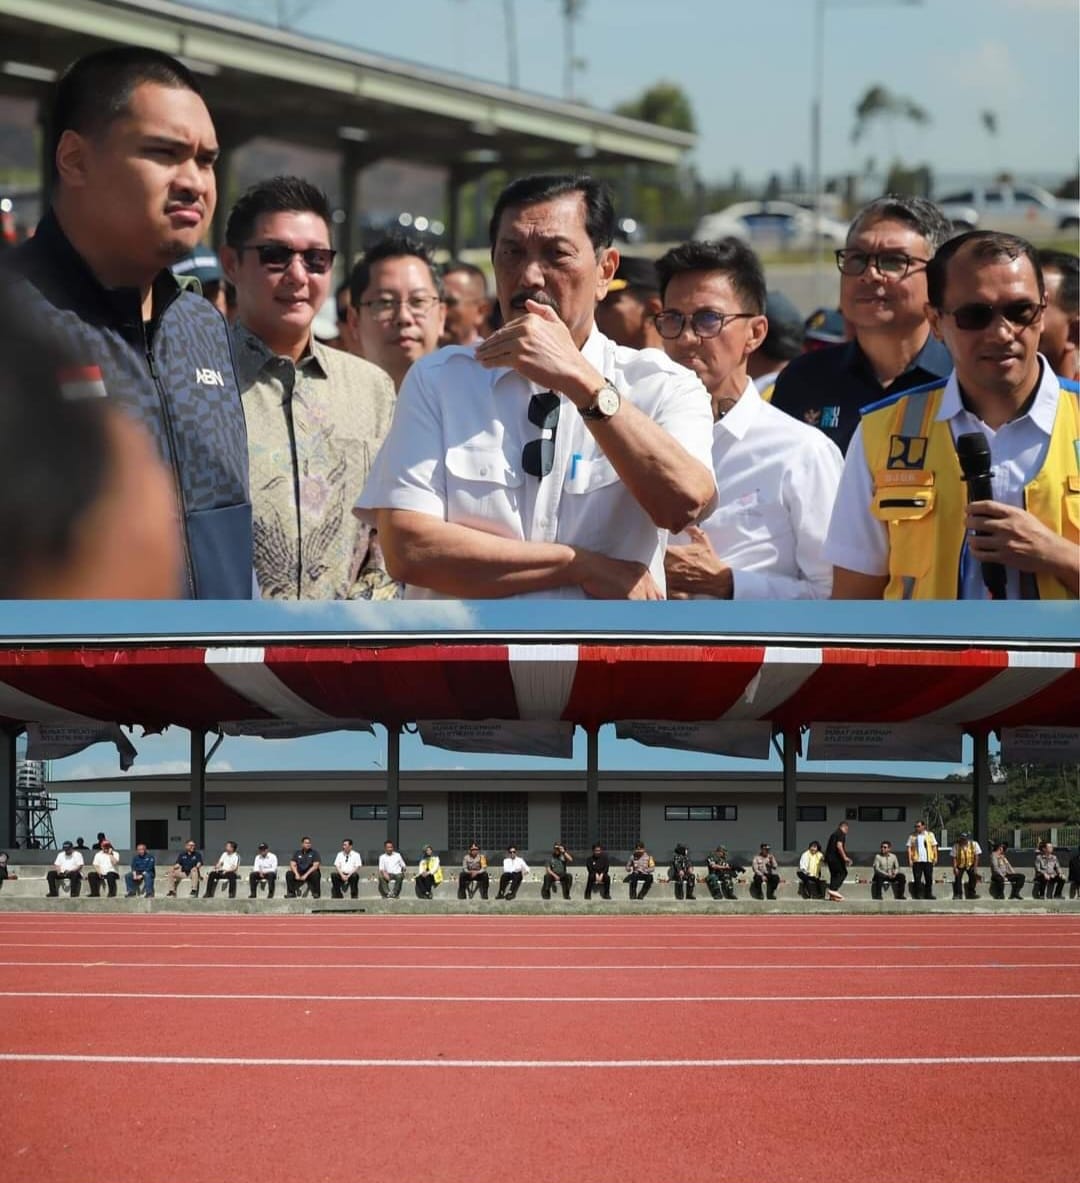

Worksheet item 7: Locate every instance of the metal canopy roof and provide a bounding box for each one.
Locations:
[0,0,696,167]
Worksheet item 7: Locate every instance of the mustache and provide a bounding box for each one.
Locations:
[510,288,559,314]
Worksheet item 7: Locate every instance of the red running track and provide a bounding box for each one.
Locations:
[1,913,1078,1182]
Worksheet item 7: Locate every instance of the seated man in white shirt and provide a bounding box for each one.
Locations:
[204,841,241,899]
[331,838,364,900]
[357,173,716,600]
[657,238,843,600]
[87,839,121,898]
[47,841,84,897]
[248,843,279,899]
[826,231,1078,601]
[378,840,407,899]
[496,845,530,900]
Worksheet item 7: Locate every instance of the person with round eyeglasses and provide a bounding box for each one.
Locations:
[826,229,1078,601]
[770,194,954,454]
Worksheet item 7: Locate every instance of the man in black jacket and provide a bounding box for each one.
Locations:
[0,46,251,598]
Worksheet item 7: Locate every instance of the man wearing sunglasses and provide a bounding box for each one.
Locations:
[0,46,252,598]
[770,195,953,453]
[658,239,842,601]
[223,176,397,600]
[358,174,715,599]
[827,230,1079,600]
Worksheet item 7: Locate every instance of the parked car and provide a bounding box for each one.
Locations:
[936,182,1079,237]
[693,201,849,251]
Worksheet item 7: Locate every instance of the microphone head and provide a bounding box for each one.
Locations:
[956,431,992,479]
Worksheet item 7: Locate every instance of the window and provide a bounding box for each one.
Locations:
[857,805,907,822]
[777,805,827,822]
[448,791,528,852]
[177,804,226,821]
[561,792,641,850]
[665,805,737,822]
[349,804,424,821]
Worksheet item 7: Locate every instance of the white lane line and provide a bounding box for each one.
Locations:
[0,991,1076,1003]
[2,1053,1078,1068]
[3,960,1079,970]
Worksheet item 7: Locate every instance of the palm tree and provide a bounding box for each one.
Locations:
[851,84,929,164]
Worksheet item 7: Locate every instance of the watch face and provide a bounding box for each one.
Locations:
[596,384,620,416]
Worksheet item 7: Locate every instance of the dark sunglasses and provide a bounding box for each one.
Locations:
[943,299,1045,331]
[521,391,560,479]
[239,243,337,274]
[654,308,756,339]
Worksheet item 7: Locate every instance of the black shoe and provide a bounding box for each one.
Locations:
[496,893,505,899]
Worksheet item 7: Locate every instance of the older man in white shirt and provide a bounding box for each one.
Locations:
[378,840,407,899]
[332,838,364,900]
[87,840,121,898]
[357,174,716,600]
[205,841,241,899]
[248,843,279,899]
[657,238,843,600]
[47,841,84,897]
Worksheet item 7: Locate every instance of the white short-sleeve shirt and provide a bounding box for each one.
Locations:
[502,856,530,875]
[215,850,240,873]
[379,851,407,876]
[357,327,715,599]
[53,851,84,873]
[824,359,1062,599]
[669,378,843,599]
[334,850,364,875]
[252,852,278,874]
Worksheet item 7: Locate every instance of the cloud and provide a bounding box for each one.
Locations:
[948,40,1020,97]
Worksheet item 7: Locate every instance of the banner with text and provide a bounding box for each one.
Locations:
[25,722,138,771]
[616,721,772,759]
[1001,727,1080,763]
[807,722,962,763]
[419,720,575,758]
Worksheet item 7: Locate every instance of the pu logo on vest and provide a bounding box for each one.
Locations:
[888,434,927,469]
[195,368,225,386]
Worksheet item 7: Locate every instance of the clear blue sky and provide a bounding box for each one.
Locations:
[191,0,1079,187]
[6,600,1071,838]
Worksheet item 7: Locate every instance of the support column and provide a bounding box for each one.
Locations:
[781,729,799,853]
[972,731,991,852]
[585,727,599,845]
[0,726,17,850]
[446,165,465,258]
[189,729,206,851]
[385,724,401,848]
[210,144,235,249]
[339,144,362,270]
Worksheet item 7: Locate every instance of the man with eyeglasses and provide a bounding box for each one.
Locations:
[657,239,842,601]
[357,173,715,600]
[827,230,1079,600]
[770,195,953,454]
[0,46,252,598]
[348,234,446,391]
[223,176,397,600]
[439,260,491,348]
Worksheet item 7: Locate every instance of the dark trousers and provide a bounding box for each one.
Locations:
[249,872,276,898]
[205,871,237,899]
[458,871,489,899]
[990,872,1024,900]
[583,872,611,900]
[331,871,359,899]
[87,870,119,897]
[750,872,779,900]
[286,870,321,898]
[542,871,572,900]
[706,872,736,900]
[627,871,653,900]
[672,874,697,900]
[47,870,81,897]
[871,872,906,900]
[497,871,522,899]
[1033,874,1065,900]
[952,867,978,899]
[911,862,935,898]
[797,872,825,900]
[826,862,847,892]
[415,873,438,899]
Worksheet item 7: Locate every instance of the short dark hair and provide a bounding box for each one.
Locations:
[0,288,113,596]
[349,233,440,307]
[225,176,332,250]
[488,174,615,254]
[927,230,1044,310]
[442,260,488,295]
[849,194,953,254]
[1038,248,1079,315]
[51,47,202,182]
[654,237,766,315]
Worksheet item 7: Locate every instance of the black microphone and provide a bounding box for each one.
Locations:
[956,431,1007,600]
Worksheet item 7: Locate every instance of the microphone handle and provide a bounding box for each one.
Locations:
[964,475,1007,599]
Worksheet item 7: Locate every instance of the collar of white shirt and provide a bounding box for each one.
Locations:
[713,376,761,441]
[936,356,1060,435]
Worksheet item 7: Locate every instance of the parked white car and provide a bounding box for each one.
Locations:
[936,183,1079,237]
[693,201,850,251]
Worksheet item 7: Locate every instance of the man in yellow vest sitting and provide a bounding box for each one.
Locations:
[826,230,1079,600]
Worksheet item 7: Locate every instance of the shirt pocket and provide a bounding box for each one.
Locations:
[562,455,620,496]
[444,445,524,528]
[871,480,937,588]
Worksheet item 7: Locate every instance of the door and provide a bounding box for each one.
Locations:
[134,818,169,850]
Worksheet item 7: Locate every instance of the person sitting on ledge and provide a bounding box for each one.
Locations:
[871,840,906,900]
[750,843,780,900]
[989,842,1025,900]
[797,841,826,899]
[458,843,489,899]
[669,843,696,900]
[626,842,655,901]
[415,844,443,899]
[496,845,529,900]
[706,846,738,900]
